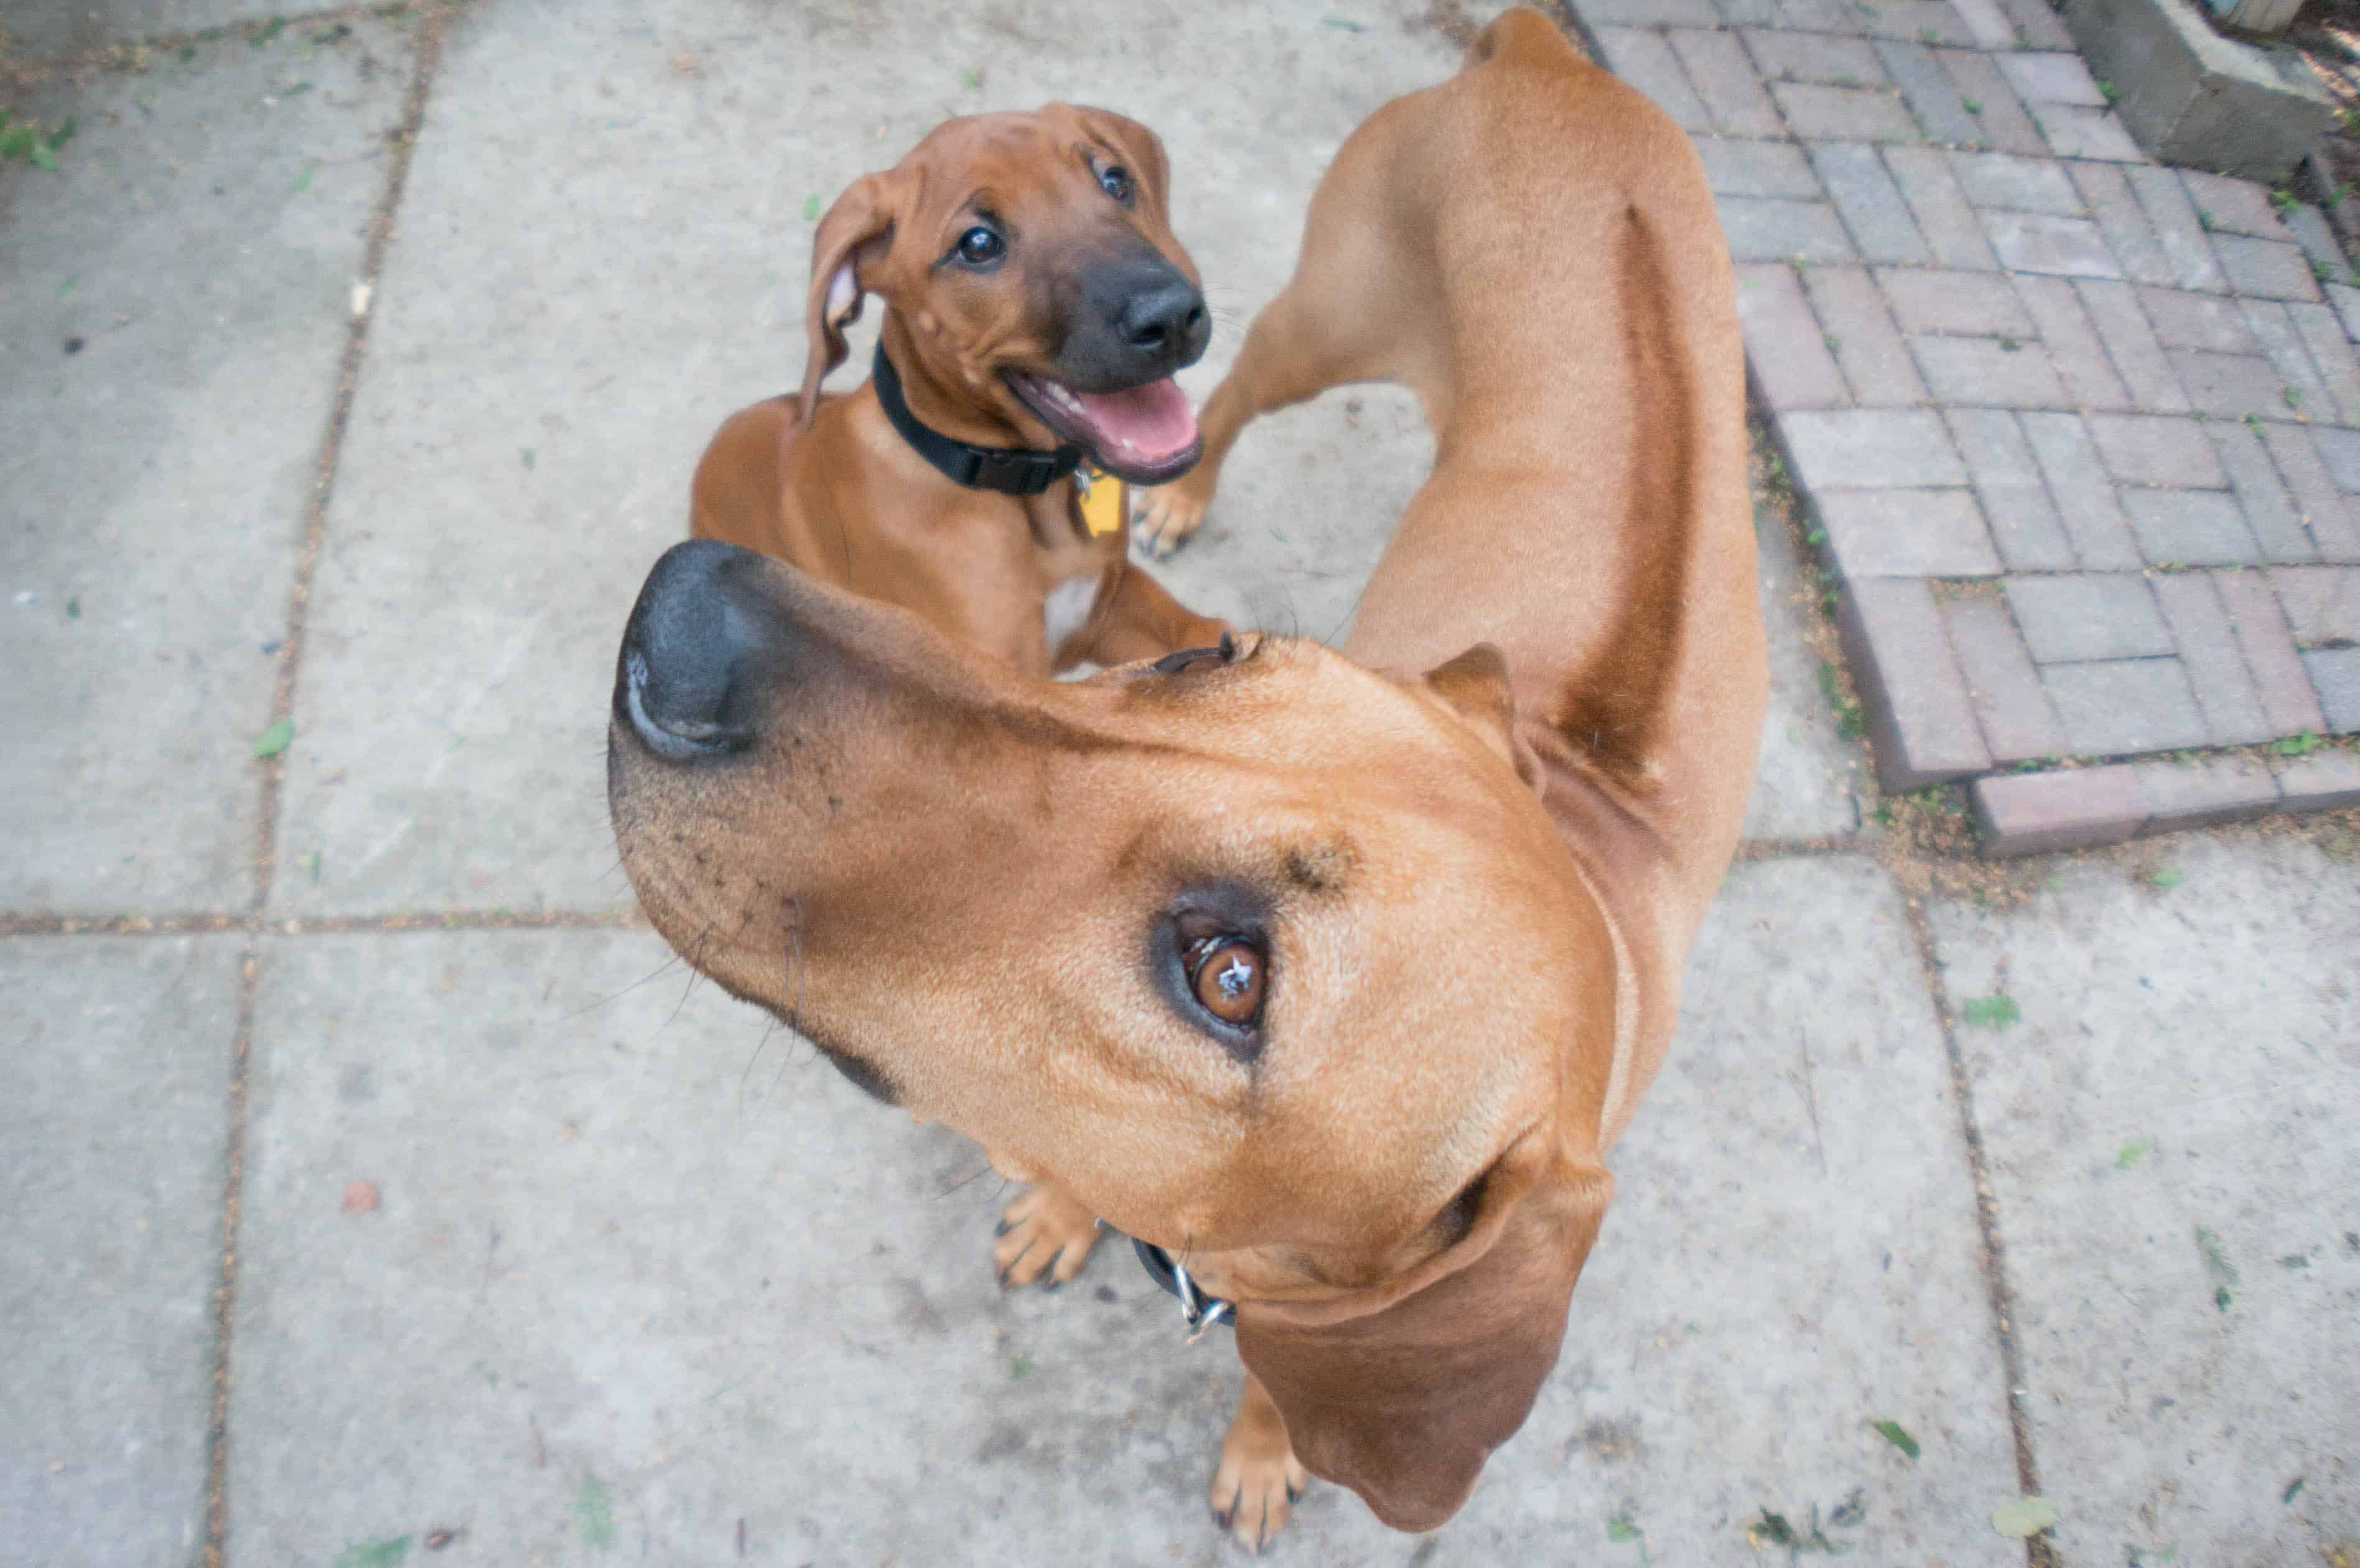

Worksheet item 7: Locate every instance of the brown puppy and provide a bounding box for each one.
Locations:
[689,105,1228,677]
[609,10,1763,1549]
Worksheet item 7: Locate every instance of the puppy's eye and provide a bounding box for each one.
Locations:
[954,226,1004,266]
[1187,936,1264,1028]
[1099,164,1135,205]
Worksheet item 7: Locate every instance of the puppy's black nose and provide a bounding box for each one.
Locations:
[615,539,780,760]
[1119,277,1210,367]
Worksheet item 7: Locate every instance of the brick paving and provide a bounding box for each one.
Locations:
[1567,0,2360,852]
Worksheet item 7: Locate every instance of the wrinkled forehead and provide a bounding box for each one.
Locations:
[902,109,1111,207]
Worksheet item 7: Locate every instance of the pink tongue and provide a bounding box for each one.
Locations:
[1073,378,1197,461]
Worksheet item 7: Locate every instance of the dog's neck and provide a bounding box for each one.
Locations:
[872,314,1075,480]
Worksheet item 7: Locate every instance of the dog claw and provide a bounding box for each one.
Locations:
[992,1219,1010,1238]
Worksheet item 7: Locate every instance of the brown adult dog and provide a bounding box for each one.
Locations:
[609,9,1762,1549]
[689,104,1227,676]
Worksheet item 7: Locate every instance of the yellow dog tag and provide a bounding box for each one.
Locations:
[1076,466,1126,538]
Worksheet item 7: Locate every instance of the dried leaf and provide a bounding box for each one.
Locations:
[1990,1496,2058,1538]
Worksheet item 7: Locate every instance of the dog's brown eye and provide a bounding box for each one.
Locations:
[955,226,1004,265]
[1188,937,1264,1027]
[1099,165,1134,205]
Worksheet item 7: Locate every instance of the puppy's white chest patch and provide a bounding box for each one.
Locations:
[1043,574,1102,655]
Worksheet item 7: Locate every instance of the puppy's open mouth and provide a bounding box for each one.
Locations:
[1007,373,1202,485]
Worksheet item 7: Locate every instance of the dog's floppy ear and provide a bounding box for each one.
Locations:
[1067,104,1175,222]
[800,172,910,427]
[1234,1149,1613,1532]
[1424,642,1541,790]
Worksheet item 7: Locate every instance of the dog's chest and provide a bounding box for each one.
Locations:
[1042,572,1103,655]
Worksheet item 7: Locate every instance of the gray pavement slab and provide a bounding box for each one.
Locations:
[1931,837,2360,1567]
[270,0,1470,918]
[3,0,296,61]
[223,862,2021,1564]
[1,21,414,913]
[1743,491,1872,841]
[1,935,240,1568]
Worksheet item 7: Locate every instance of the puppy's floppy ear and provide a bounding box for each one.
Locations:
[800,171,910,427]
[1234,1149,1613,1533]
[1066,104,1175,223]
[1424,642,1541,791]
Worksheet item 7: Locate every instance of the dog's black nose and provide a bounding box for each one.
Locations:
[615,539,779,760]
[1119,277,1210,367]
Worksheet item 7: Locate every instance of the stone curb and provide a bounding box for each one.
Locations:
[1971,747,2358,855]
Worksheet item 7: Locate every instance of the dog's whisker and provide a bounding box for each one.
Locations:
[559,949,685,1022]
[933,1161,1000,1198]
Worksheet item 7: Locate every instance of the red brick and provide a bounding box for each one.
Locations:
[2013,275,2132,411]
[2088,414,2227,488]
[2269,566,2360,644]
[1909,335,2068,408]
[2257,427,2360,560]
[1804,266,1928,406]
[2179,170,2288,239]
[2288,304,2360,428]
[1736,264,1849,411]
[1740,29,1886,86]
[2018,412,2144,569]
[2151,574,2273,745]
[1669,30,1783,139]
[1884,146,2001,271]
[2138,287,2257,353]
[2241,301,2331,418]
[1880,268,2031,337]
[2076,281,2190,415]
[2071,162,2175,289]
[1943,595,2066,762]
[1836,577,1993,790]
[2125,165,2229,294]
[2212,235,2321,303]
[2132,755,2280,831]
[1595,28,1711,133]
[1816,489,2001,578]
[1771,82,1923,143]
[2170,351,2298,424]
[2041,658,2210,754]
[1971,766,2146,857]
[2213,569,2328,735]
[1933,48,2045,156]
[1947,408,2076,569]
[2276,748,2360,813]
[2206,419,2318,566]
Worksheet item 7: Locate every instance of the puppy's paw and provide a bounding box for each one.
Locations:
[1132,483,1209,559]
[992,1183,1102,1289]
[1210,1387,1310,1554]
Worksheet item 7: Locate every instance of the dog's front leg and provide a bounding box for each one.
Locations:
[1211,1370,1311,1553]
[1071,562,1229,669]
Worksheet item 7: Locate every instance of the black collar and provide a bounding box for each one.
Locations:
[871,343,1083,496]
[1130,1236,1234,1339]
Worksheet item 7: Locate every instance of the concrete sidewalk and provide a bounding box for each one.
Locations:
[2,2,2354,1564]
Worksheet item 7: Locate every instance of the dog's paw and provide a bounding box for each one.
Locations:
[1132,483,1208,559]
[992,1183,1102,1289]
[1210,1391,1310,1554]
